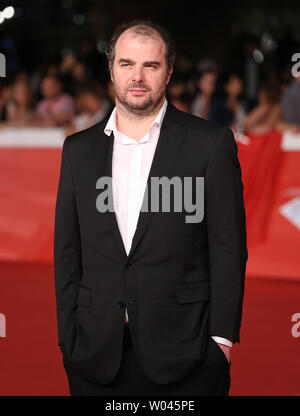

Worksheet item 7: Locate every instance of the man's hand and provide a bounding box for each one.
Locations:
[217,343,231,364]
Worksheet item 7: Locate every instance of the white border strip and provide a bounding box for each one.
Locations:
[0,128,65,148]
[0,128,299,151]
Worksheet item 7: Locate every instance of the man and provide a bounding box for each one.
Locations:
[54,20,248,396]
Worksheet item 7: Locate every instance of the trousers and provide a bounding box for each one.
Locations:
[64,324,231,396]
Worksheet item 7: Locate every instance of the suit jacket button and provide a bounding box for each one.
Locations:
[125,263,133,270]
[117,301,126,308]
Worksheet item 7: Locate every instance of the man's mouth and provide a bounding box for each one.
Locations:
[128,88,149,96]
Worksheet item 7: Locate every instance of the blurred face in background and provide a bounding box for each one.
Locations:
[110,28,172,115]
[12,81,32,108]
[61,52,77,72]
[41,77,62,100]
[197,72,216,96]
[72,62,87,81]
[225,75,243,98]
[77,92,101,113]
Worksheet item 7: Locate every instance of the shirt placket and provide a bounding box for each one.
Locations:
[125,143,144,323]
[126,144,143,254]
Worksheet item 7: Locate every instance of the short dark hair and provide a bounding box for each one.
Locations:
[105,19,176,71]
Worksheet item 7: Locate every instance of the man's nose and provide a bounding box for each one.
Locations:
[131,67,144,83]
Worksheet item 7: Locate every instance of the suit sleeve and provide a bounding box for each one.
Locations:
[54,136,82,352]
[205,126,248,343]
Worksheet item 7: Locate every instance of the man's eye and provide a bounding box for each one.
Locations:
[121,64,130,67]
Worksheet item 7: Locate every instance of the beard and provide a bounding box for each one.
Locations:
[113,81,166,116]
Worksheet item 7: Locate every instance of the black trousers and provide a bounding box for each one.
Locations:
[64,324,231,396]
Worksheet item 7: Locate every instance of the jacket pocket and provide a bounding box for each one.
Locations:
[77,285,91,307]
[175,280,210,304]
[211,337,231,367]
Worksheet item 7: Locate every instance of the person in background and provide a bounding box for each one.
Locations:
[66,88,110,134]
[243,82,300,135]
[6,81,34,124]
[35,75,75,127]
[30,62,60,100]
[281,73,300,128]
[210,72,247,132]
[58,52,78,93]
[0,80,41,128]
[191,68,217,119]
[68,61,93,96]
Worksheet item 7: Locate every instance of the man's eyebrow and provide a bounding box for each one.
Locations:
[143,61,161,66]
[118,58,135,64]
[117,59,161,66]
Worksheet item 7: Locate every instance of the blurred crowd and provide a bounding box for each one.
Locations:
[168,59,300,137]
[0,52,113,136]
[1,51,300,137]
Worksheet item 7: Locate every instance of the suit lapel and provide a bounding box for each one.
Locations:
[93,125,128,261]
[128,104,188,258]
[93,103,188,261]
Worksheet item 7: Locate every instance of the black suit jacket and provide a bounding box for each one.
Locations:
[54,103,248,384]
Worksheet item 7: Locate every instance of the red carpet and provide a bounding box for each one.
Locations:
[0,261,299,396]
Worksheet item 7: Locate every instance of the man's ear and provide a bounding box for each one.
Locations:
[166,66,173,86]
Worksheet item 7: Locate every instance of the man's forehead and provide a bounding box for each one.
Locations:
[116,29,165,54]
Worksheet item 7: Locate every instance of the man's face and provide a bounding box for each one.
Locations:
[110,29,172,115]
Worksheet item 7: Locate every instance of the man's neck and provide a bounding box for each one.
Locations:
[115,98,165,142]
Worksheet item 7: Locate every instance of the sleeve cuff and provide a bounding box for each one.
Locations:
[211,336,233,347]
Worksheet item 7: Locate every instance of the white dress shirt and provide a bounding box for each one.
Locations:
[104,99,232,348]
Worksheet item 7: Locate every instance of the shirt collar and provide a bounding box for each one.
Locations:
[104,98,168,144]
